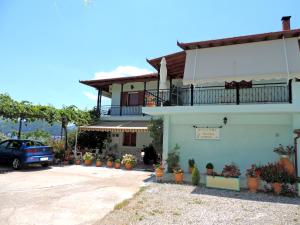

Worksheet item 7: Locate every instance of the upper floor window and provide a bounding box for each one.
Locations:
[121,91,144,106]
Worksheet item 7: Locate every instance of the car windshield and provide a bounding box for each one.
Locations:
[23,141,45,147]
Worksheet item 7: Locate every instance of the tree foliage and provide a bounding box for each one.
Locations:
[0,93,91,144]
[147,118,163,155]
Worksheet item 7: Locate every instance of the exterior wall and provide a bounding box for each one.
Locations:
[167,113,294,176]
[110,131,152,160]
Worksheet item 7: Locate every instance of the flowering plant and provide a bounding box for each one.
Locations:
[154,162,164,170]
[121,154,136,166]
[260,163,296,183]
[221,163,241,178]
[246,164,260,178]
[82,152,94,161]
[173,167,184,174]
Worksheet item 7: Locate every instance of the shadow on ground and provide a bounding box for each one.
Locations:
[191,184,300,205]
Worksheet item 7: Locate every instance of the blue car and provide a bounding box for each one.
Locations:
[0,139,54,169]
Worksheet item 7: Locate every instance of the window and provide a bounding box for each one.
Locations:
[0,141,9,149]
[123,132,136,147]
[7,140,22,149]
[121,91,145,106]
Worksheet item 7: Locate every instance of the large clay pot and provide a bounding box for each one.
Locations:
[114,162,121,169]
[125,163,133,170]
[279,156,295,175]
[155,168,164,178]
[96,161,102,167]
[272,182,282,195]
[107,161,113,168]
[84,159,92,166]
[174,172,184,184]
[207,168,213,175]
[247,177,259,193]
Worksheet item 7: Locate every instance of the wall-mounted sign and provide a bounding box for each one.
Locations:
[195,128,220,140]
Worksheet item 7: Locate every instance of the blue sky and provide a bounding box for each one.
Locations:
[0,0,299,110]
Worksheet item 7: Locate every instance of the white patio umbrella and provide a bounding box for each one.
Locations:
[159,57,168,89]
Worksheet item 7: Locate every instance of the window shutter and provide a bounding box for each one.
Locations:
[131,132,136,146]
[138,91,144,106]
[121,92,128,106]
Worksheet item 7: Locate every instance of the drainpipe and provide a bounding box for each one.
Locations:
[293,129,300,177]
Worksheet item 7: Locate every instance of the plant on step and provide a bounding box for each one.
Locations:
[173,167,184,184]
[82,152,94,161]
[192,166,200,186]
[206,162,214,175]
[96,154,102,162]
[221,163,241,178]
[154,162,164,178]
[166,144,180,173]
[173,167,183,174]
[115,159,121,163]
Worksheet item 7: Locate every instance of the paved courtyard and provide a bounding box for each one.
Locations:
[0,165,151,225]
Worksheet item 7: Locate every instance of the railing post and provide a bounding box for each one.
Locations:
[96,88,102,117]
[288,79,292,103]
[120,83,123,116]
[190,84,194,106]
[236,84,240,105]
[169,77,172,105]
[156,73,160,106]
[143,81,147,107]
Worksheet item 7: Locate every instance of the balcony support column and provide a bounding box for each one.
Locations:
[169,77,172,105]
[96,88,102,118]
[120,83,124,116]
[190,84,194,106]
[288,79,292,103]
[143,81,147,107]
[236,84,240,105]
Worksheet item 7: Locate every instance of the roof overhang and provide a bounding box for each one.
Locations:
[78,121,149,133]
[178,29,300,50]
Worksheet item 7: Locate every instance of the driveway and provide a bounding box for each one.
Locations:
[0,165,152,225]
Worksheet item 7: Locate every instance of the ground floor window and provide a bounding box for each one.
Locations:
[123,132,136,147]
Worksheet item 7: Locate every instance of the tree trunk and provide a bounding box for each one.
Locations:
[64,127,68,151]
[18,119,22,139]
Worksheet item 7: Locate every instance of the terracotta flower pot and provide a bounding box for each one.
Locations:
[174,172,184,184]
[75,159,81,165]
[64,161,69,165]
[279,156,295,175]
[207,168,213,175]
[96,161,102,167]
[155,168,164,178]
[125,163,133,170]
[107,161,113,168]
[114,162,121,169]
[188,167,194,174]
[247,177,259,193]
[272,182,282,195]
[84,159,92,166]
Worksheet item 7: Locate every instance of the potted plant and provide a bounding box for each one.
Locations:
[95,155,102,167]
[173,167,184,184]
[106,156,114,168]
[114,159,121,169]
[122,154,136,170]
[273,144,295,175]
[206,162,214,175]
[206,163,241,191]
[166,144,180,173]
[75,157,81,165]
[154,163,164,180]
[82,152,94,166]
[192,166,200,186]
[246,164,260,193]
[188,159,195,174]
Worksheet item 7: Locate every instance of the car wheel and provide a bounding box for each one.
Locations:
[41,163,49,168]
[12,158,22,170]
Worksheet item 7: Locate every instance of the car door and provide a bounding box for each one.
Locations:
[6,140,22,161]
[0,140,10,162]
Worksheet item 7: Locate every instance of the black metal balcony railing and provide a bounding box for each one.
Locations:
[145,83,291,107]
[101,105,143,116]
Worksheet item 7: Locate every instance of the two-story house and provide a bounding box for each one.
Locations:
[80,17,300,178]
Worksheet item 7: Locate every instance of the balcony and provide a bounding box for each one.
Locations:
[101,105,143,116]
[145,82,291,106]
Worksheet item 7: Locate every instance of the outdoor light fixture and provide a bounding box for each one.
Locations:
[130,85,134,90]
[223,117,228,125]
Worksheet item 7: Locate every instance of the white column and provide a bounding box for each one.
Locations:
[292,114,300,176]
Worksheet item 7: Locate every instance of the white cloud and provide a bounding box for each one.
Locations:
[83,91,97,101]
[93,66,153,80]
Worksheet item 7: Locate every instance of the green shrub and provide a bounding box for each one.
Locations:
[192,166,200,186]
[166,144,180,173]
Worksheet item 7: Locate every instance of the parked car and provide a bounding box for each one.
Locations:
[0,139,54,169]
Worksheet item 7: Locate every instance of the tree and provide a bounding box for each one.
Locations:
[147,118,163,155]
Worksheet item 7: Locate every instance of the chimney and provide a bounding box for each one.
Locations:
[281,16,291,31]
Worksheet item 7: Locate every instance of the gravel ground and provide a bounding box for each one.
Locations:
[98,183,300,225]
